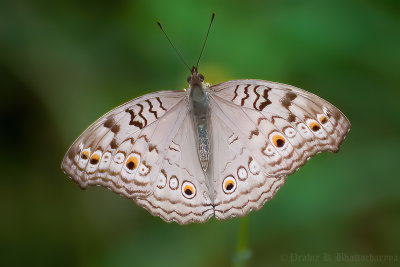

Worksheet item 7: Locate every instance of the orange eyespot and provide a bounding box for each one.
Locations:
[181,181,196,199]
[90,153,100,164]
[81,150,89,160]
[272,134,286,148]
[223,176,237,194]
[126,156,139,170]
[309,121,321,132]
[318,115,328,124]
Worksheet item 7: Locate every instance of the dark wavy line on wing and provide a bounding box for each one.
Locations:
[146,99,158,119]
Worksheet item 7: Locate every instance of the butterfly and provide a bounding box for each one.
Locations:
[61,15,350,225]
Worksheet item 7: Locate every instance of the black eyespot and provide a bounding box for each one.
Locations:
[276,138,285,147]
[272,134,286,148]
[90,158,99,164]
[181,181,196,199]
[125,155,139,170]
[185,188,192,195]
[309,121,321,132]
[223,176,236,194]
[126,161,135,170]
[198,74,204,82]
[81,150,89,159]
[312,125,320,131]
[226,183,233,190]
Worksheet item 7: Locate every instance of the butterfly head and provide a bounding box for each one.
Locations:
[187,66,205,87]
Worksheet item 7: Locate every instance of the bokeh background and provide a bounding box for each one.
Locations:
[1,0,399,266]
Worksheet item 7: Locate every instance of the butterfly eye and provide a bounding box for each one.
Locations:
[125,155,139,170]
[181,181,196,199]
[308,120,321,132]
[271,133,286,148]
[81,149,90,160]
[198,74,204,82]
[223,176,237,194]
[318,115,328,124]
[90,152,101,165]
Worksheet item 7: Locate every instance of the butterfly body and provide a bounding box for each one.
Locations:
[188,67,210,171]
[62,67,350,224]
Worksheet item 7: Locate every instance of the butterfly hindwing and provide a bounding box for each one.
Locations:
[207,107,286,220]
[135,111,214,224]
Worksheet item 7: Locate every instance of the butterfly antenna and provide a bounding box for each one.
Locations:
[157,21,191,72]
[196,12,215,69]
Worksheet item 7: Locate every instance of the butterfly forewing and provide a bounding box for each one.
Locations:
[209,80,350,178]
[61,91,187,198]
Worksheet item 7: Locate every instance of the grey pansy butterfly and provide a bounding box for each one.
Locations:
[61,15,350,225]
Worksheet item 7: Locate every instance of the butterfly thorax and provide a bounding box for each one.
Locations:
[188,67,210,172]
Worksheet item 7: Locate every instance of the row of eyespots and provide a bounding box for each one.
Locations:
[79,148,144,175]
[267,115,331,150]
[222,159,260,194]
[156,171,197,199]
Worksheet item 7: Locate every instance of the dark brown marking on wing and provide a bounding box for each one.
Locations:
[253,85,261,110]
[169,146,179,152]
[110,138,118,149]
[249,129,259,139]
[288,113,296,122]
[259,89,272,110]
[125,108,144,129]
[156,97,167,111]
[281,92,297,108]
[149,144,158,153]
[229,136,238,144]
[232,85,239,101]
[146,99,158,119]
[138,135,149,143]
[257,117,266,126]
[111,124,120,134]
[103,117,115,128]
[137,104,147,127]
[241,85,250,106]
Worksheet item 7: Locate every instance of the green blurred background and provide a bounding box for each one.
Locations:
[1,0,399,266]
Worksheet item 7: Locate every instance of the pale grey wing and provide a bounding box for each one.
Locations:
[61,91,188,198]
[209,79,350,178]
[207,79,350,219]
[135,110,214,225]
[207,106,286,220]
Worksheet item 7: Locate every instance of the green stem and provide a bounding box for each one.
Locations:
[233,216,251,267]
